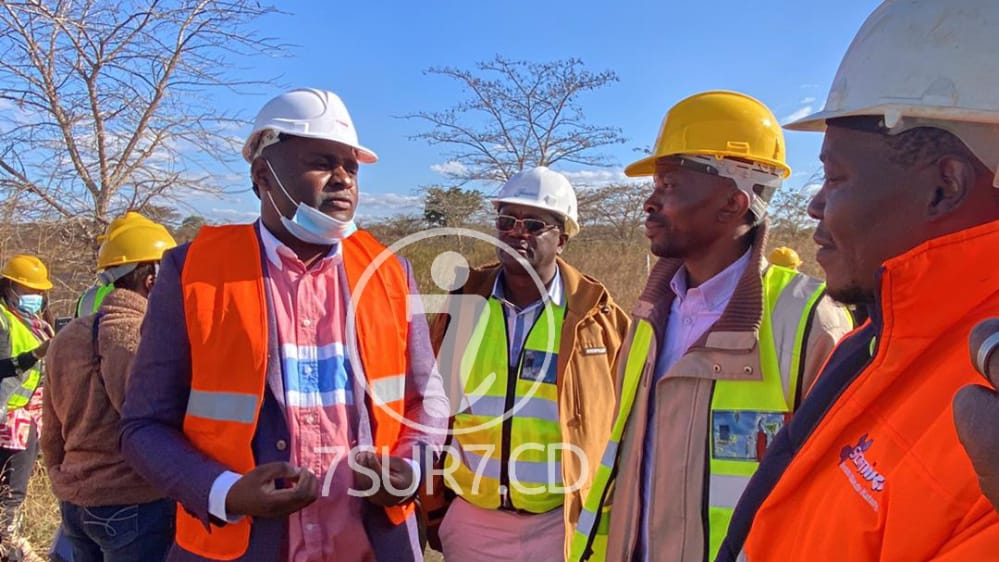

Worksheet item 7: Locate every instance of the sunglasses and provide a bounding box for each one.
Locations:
[495,214,559,234]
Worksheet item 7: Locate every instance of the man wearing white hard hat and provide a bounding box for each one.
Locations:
[120,88,448,561]
[423,166,629,561]
[718,1,999,560]
[570,91,852,562]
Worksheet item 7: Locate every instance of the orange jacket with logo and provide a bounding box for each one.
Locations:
[719,219,999,561]
[176,224,413,560]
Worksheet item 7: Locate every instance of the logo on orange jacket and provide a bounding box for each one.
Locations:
[838,433,886,512]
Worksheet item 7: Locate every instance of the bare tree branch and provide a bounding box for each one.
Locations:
[0,0,284,240]
[405,56,626,186]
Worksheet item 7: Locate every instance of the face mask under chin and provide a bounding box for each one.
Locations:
[264,160,356,245]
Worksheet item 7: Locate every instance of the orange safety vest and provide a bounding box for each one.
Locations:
[740,220,999,561]
[176,224,414,561]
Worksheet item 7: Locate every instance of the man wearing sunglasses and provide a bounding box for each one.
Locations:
[425,166,630,561]
[571,91,853,562]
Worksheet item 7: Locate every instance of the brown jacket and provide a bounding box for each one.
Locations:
[41,288,163,506]
[604,224,854,562]
[427,257,630,557]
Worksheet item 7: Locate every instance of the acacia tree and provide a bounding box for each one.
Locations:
[423,186,487,228]
[0,0,281,243]
[408,56,626,185]
[575,182,650,242]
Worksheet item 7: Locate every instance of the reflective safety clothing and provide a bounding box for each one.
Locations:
[0,303,43,410]
[174,224,413,561]
[447,297,567,513]
[573,265,827,561]
[720,220,999,561]
[425,258,630,559]
[75,285,113,318]
[570,224,852,562]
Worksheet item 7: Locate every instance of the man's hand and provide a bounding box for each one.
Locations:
[954,321,999,512]
[352,452,417,507]
[33,339,50,359]
[225,462,319,518]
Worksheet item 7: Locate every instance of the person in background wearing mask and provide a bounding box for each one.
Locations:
[41,212,177,562]
[120,88,448,561]
[0,254,54,562]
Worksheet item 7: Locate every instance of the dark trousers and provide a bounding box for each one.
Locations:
[0,422,38,542]
[60,498,175,562]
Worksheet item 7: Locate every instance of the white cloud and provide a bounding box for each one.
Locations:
[357,191,423,219]
[799,96,817,105]
[430,160,469,177]
[560,167,644,187]
[781,105,814,125]
[209,208,260,224]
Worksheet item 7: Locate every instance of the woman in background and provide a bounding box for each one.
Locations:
[0,255,54,562]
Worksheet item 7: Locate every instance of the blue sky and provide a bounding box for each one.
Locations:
[195,0,883,223]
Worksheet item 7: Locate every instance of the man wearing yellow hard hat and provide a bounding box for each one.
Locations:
[0,254,54,559]
[41,212,177,561]
[768,246,802,270]
[570,91,853,561]
[74,212,178,317]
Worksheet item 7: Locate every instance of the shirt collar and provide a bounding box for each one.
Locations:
[491,266,565,310]
[669,249,751,312]
[256,220,341,271]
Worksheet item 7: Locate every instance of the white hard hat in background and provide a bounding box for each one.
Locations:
[786,0,999,183]
[491,166,580,237]
[242,88,378,164]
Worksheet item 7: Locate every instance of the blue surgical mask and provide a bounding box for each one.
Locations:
[264,160,356,245]
[17,294,43,315]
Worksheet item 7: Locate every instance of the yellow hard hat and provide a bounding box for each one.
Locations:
[769,246,802,269]
[625,90,791,178]
[1,254,53,291]
[96,212,178,270]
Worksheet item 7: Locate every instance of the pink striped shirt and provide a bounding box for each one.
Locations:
[259,225,374,562]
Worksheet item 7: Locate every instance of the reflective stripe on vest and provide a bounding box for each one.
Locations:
[571,267,830,561]
[0,304,42,410]
[176,225,413,561]
[707,265,827,561]
[570,320,655,561]
[75,284,113,318]
[447,297,565,513]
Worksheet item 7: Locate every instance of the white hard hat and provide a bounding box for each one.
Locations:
[786,0,999,182]
[242,88,377,164]
[492,166,580,237]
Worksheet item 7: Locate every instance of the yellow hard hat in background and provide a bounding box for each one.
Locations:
[1,254,53,291]
[769,246,802,269]
[625,90,791,178]
[96,212,178,270]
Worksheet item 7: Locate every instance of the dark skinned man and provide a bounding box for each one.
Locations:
[120,88,448,562]
[571,91,852,562]
[718,2,999,560]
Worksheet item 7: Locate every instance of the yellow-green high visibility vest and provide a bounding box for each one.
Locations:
[706,266,828,560]
[571,266,832,561]
[446,297,566,514]
[570,320,654,561]
[0,304,43,410]
[75,284,113,318]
